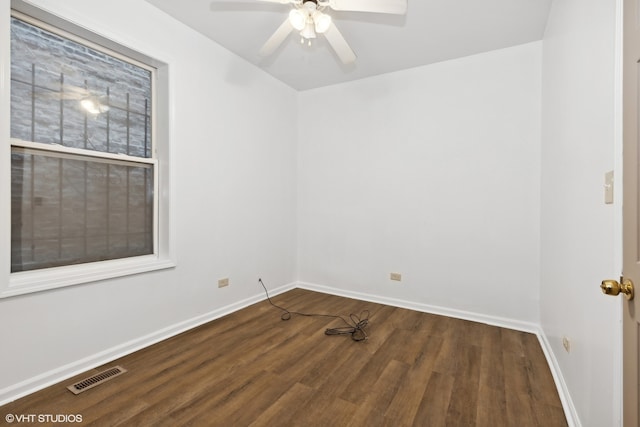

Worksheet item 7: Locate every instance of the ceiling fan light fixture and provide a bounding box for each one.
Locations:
[313,11,331,33]
[288,9,306,31]
[300,20,317,39]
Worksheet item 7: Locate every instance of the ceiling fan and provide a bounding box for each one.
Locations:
[257,0,408,64]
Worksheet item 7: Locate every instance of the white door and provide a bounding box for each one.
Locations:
[609,0,640,425]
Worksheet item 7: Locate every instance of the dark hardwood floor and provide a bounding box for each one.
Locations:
[1,289,568,426]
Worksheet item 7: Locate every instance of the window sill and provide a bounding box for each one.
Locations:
[3,255,176,298]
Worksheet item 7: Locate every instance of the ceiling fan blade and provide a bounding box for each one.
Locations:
[325,0,407,14]
[323,22,356,64]
[259,18,294,57]
[254,0,296,3]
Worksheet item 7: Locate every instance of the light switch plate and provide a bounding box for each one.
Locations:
[604,170,614,204]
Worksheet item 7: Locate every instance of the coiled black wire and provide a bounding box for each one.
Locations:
[258,278,369,342]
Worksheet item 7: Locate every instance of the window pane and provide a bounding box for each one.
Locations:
[11,148,154,272]
[10,16,152,157]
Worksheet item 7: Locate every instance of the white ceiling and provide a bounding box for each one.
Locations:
[144,0,552,91]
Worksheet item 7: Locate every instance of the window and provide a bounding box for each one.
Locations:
[3,4,173,296]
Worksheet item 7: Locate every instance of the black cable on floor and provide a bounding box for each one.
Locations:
[258,278,369,342]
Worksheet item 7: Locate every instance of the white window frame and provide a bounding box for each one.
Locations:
[0,1,175,298]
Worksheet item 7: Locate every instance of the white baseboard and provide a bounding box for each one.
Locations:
[0,282,296,407]
[536,330,581,427]
[296,281,539,333]
[297,280,580,427]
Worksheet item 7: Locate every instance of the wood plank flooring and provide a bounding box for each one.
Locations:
[1,289,568,426]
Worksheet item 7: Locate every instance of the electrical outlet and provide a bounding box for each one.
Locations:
[562,336,571,353]
[218,278,229,288]
[390,272,402,281]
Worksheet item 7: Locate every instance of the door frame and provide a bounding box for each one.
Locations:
[617,0,628,424]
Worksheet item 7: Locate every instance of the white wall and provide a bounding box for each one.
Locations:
[297,42,542,327]
[540,0,620,425]
[0,0,298,403]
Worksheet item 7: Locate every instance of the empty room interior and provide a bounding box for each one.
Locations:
[0,0,625,426]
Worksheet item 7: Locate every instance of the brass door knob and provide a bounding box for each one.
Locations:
[600,278,635,300]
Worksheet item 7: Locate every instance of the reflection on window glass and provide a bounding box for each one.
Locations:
[11,149,154,272]
[10,16,152,157]
[10,14,156,273]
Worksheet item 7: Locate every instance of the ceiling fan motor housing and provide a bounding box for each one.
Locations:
[303,0,319,13]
